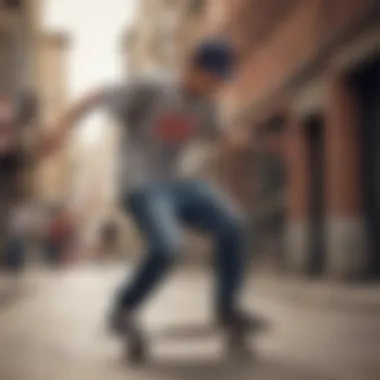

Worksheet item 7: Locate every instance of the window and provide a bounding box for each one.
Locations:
[188,0,204,15]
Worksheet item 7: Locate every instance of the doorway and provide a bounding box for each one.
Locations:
[252,116,286,272]
[304,114,325,276]
[349,55,380,278]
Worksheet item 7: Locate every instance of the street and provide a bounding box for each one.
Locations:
[0,264,379,380]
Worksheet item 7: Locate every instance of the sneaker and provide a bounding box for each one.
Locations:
[108,308,147,362]
[217,308,266,332]
[108,308,130,337]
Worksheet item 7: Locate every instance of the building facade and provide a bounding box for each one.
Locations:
[0,0,73,258]
[0,0,41,94]
[205,0,380,281]
[0,0,71,205]
[36,31,71,204]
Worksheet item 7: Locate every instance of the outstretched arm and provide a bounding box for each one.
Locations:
[220,125,283,154]
[221,126,252,151]
[36,88,105,160]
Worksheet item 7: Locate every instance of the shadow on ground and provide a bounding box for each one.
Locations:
[113,320,333,380]
[127,355,335,380]
[0,288,32,309]
[150,317,271,343]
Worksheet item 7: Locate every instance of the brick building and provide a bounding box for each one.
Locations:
[204,0,380,281]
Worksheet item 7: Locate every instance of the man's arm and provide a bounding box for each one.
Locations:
[219,125,283,154]
[221,126,251,150]
[216,125,254,157]
[203,103,254,154]
[36,89,105,160]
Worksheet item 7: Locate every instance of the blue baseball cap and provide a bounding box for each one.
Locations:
[192,39,236,80]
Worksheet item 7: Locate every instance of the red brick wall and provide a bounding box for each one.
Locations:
[234,1,319,110]
[319,0,376,45]
[211,0,376,119]
[324,74,363,216]
[207,0,376,206]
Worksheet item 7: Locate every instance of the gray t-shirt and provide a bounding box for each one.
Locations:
[101,77,220,194]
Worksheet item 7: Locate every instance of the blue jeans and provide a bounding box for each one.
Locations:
[5,234,25,271]
[116,180,246,316]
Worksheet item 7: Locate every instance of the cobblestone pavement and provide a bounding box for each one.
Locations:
[0,264,379,380]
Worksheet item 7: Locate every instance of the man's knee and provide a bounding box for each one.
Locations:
[216,214,245,244]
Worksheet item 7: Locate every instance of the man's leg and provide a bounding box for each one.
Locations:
[176,181,246,322]
[114,186,182,316]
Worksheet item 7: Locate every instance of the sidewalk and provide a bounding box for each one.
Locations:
[0,263,378,380]
[250,272,380,314]
[0,270,23,307]
[0,267,52,309]
[2,263,380,314]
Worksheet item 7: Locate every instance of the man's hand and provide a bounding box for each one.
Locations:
[221,127,283,154]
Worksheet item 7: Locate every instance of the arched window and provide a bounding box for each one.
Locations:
[188,0,204,15]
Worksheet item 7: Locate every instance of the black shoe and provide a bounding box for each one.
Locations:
[108,308,147,362]
[217,308,266,332]
[108,308,130,337]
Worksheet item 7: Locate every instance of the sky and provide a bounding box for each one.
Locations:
[44,0,137,97]
[43,0,137,144]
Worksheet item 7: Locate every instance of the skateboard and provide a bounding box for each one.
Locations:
[222,323,254,359]
[121,320,264,364]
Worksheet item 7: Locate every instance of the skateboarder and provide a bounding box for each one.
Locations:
[47,39,255,339]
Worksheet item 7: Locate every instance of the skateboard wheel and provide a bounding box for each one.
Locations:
[124,337,147,364]
[224,326,252,360]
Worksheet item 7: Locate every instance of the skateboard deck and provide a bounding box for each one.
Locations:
[121,318,268,364]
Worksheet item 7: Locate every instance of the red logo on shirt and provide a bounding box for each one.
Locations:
[155,113,195,142]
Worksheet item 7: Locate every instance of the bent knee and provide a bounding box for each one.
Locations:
[216,214,245,241]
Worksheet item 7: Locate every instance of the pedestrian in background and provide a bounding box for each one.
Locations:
[4,202,31,273]
[46,206,72,266]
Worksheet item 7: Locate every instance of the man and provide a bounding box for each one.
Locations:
[49,39,254,335]
[46,205,73,265]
